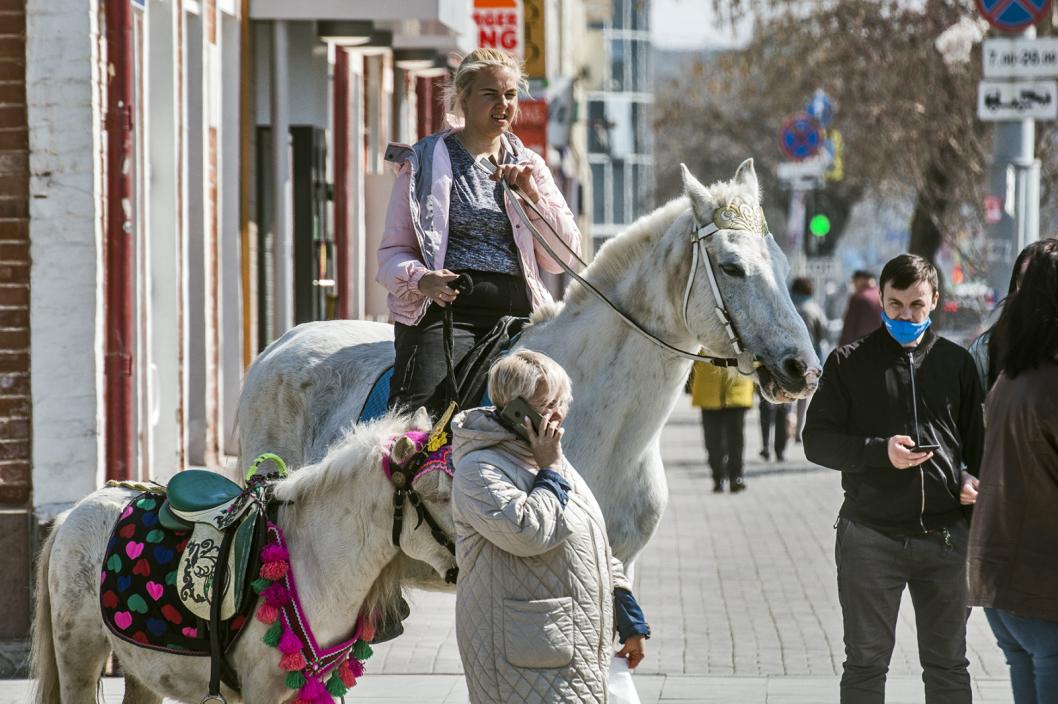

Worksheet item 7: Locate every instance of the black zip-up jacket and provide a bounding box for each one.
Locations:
[803,327,984,536]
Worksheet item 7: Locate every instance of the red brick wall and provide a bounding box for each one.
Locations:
[0,0,30,641]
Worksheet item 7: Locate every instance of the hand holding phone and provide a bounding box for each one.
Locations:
[910,443,940,453]
[497,397,543,442]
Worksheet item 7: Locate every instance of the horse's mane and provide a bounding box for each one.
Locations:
[272,410,430,626]
[272,411,415,504]
[563,176,752,309]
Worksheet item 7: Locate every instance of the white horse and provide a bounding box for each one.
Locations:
[30,411,455,704]
[238,161,821,566]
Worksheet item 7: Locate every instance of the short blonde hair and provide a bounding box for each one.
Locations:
[488,350,572,408]
[443,48,529,123]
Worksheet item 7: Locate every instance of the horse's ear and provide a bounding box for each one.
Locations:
[680,163,712,224]
[411,406,431,430]
[733,158,761,203]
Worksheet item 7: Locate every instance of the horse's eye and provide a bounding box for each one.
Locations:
[720,263,745,278]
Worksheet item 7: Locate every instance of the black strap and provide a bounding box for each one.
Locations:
[391,486,406,547]
[207,527,237,700]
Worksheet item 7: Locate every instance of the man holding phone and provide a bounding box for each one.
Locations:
[804,254,984,704]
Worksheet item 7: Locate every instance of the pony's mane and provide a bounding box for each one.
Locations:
[564,175,754,308]
[272,410,418,504]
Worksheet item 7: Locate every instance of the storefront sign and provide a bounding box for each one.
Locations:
[473,0,523,58]
[517,99,548,157]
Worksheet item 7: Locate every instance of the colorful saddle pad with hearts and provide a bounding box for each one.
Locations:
[99,491,259,655]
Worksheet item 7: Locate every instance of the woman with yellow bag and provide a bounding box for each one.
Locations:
[690,362,755,493]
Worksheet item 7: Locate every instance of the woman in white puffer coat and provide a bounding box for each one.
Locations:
[451,350,650,704]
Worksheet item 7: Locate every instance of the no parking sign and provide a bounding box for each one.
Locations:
[778,112,823,161]
[975,0,1051,32]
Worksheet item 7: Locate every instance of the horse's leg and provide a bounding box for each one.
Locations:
[121,674,163,704]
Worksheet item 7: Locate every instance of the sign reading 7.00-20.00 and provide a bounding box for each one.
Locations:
[983,38,1058,78]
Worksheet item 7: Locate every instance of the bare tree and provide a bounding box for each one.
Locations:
[655,0,1058,268]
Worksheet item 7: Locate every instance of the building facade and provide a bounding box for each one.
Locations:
[1,0,597,651]
[584,0,653,247]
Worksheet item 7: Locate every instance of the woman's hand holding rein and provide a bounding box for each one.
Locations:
[420,269,461,307]
[491,163,540,204]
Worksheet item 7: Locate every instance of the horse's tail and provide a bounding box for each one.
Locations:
[29,526,60,704]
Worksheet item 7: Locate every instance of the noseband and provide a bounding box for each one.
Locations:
[383,432,458,584]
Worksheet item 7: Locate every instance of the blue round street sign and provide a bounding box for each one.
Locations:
[975,0,1051,32]
[779,112,823,161]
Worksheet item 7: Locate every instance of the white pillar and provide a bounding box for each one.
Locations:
[270,19,292,336]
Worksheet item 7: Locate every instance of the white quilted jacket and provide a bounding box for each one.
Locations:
[451,409,632,704]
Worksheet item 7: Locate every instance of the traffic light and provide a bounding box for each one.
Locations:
[803,188,845,258]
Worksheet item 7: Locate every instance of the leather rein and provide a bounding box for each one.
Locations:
[478,157,762,375]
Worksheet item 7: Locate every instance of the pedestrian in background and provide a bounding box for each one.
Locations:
[690,361,754,493]
[838,269,883,346]
[804,254,984,704]
[757,389,790,463]
[790,276,828,442]
[452,351,650,703]
[967,238,1058,704]
[968,239,1053,394]
[378,48,581,418]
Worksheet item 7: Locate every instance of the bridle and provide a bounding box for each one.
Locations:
[683,200,773,376]
[383,433,458,585]
[482,157,765,374]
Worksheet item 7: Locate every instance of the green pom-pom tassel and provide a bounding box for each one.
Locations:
[352,639,373,660]
[262,620,283,647]
[285,670,306,690]
[251,577,271,594]
[326,671,348,697]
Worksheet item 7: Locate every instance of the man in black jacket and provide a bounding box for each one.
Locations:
[804,254,984,704]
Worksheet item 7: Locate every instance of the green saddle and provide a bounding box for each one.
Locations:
[156,469,258,622]
[158,470,243,531]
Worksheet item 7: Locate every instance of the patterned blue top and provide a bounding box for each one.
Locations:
[443,134,522,276]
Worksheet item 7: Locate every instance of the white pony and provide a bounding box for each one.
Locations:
[31,411,455,704]
[238,161,821,566]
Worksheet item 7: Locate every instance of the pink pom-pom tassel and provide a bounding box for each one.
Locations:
[261,544,290,563]
[278,628,303,655]
[262,583,290,607]
[256,602,279,625]
[260,560,290,581]
[297,678,327,701]
[347,658,364,678]
[279,651,307,671]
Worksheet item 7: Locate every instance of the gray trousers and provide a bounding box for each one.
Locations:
[835,517,971,704]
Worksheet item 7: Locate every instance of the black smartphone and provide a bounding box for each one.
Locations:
[910,443,940,453]
[497,397,543,442]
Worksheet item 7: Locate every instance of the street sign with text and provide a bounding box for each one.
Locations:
[983,37,1058,78]
[977,79,1058,121]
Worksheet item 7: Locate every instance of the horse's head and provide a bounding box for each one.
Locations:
[679,160,821,402]
[383,412,458,584]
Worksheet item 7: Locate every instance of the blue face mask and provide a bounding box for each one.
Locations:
[881,311,932,346]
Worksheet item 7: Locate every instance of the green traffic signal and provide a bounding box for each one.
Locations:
[809,213,831,238]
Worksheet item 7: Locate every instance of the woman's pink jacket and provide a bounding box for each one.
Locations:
[376,129,582,326]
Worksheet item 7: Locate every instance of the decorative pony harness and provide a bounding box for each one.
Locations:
[381,426,459,585]
[478,157,769,373]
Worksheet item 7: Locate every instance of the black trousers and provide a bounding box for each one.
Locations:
[700,408,747,484]
[758,395,791,458]
[835,518,971,704]
[389,270,530,418]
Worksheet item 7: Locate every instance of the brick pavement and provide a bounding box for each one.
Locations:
[2,398,1014,702]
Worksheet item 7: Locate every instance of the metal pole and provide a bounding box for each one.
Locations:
[271,20,293,336]
[104,0,135,481]
[985,26,1041,299]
